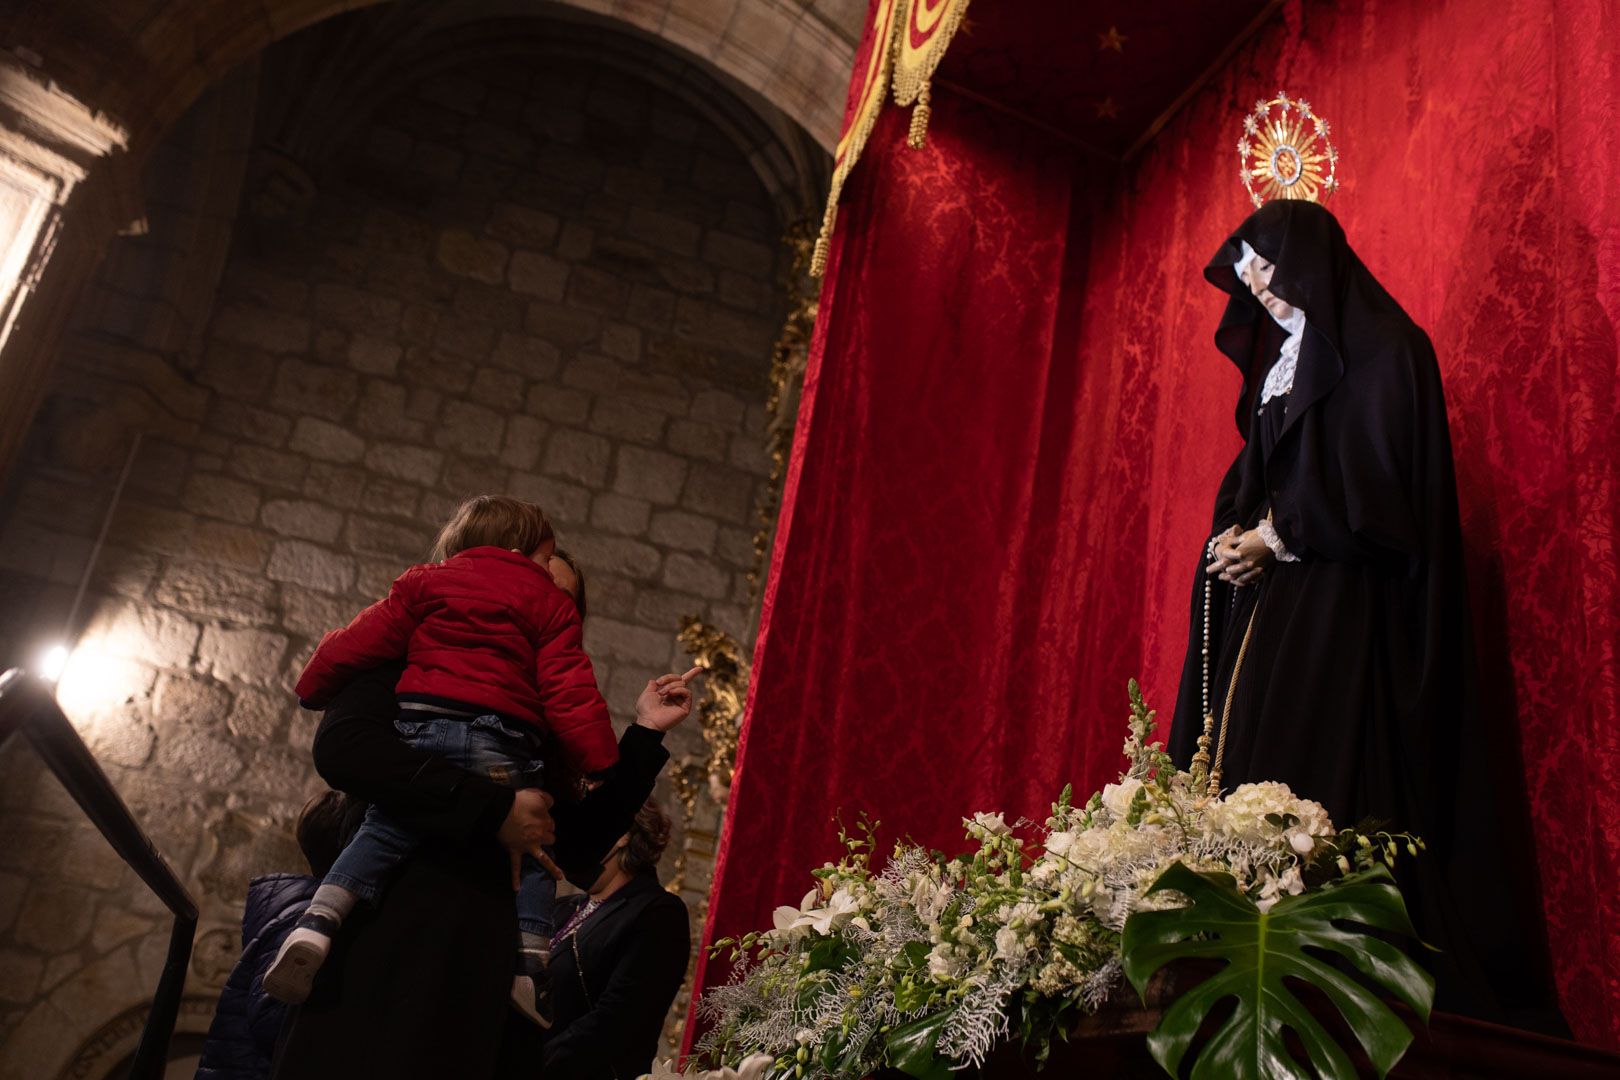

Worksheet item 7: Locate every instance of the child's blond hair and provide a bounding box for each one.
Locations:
[429,495,552,562]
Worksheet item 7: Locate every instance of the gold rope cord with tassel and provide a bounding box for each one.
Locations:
[811,0,904,277]
[892,0,972,150]
[1208,598,1260,797]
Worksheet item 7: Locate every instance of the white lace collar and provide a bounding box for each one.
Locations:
[1234,240,1307,405]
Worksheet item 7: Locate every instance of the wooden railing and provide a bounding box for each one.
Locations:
[0,667,198,1080]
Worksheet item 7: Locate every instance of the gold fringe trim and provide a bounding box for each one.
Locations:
[892,0,973,107]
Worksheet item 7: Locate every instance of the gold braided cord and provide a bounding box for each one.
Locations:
[892,0,973,149]
[1208,597,1261,797]
[811,0,905,276]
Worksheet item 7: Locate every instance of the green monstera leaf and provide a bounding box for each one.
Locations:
[885,1009,955,1080]
[1121,862,1433,1080]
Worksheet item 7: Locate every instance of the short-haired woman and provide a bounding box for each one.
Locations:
[542,799,690,1079]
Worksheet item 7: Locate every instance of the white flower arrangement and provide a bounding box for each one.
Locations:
[680,683,1420,1079]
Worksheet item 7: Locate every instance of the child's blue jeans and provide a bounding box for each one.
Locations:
[323,712,558,937]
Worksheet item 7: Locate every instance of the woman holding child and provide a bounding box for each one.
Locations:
[269,495,699,1078]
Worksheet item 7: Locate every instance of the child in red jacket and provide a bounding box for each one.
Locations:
[264,495,616,1025]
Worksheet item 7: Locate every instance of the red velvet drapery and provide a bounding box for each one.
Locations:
[696,0,1620,1047]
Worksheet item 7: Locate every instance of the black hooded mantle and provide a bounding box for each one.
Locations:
[1169,200,1564,1032]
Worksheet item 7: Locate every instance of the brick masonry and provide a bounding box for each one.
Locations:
[0,43,802,1068]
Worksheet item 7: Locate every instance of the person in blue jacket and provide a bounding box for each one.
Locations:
[195,790,352,1080]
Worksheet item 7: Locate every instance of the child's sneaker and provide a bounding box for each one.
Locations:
[263,918,335,1004]
[510,973,553,1028]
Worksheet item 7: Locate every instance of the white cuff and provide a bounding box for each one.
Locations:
[1255,518,1299,562]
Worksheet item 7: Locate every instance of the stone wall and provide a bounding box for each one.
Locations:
[0,36,801,1073]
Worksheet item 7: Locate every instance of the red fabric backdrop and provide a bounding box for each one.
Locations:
[696,0,1620,1047]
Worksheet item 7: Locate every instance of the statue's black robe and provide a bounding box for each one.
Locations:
[1169,200,1565,1033]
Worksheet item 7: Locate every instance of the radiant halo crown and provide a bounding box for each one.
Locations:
[1236,92,1340,208]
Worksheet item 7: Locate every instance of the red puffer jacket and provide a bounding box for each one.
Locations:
[294,546,618,775]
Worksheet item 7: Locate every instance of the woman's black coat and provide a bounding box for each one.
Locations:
[272,663,671,1079]
[544,870,690,1080]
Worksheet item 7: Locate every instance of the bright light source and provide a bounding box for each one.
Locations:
[38,644,70,683]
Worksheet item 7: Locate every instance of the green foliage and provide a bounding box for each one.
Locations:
[885,1011,956,1080]
[1121,862,1433,1080]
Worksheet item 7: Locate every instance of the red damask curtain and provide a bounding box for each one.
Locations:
[697,0,1620,1046]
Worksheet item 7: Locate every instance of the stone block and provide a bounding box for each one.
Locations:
[702,231,775,276]
[365,442,444,484]
[0,869,26,934]
[633,588,706,631]
[227,686,295,743]
[560,354,626,394]
[196,342,277,400]
[555,220,594,260]
[577,534,662,581]
[433,400,505,459]
[345,515,436,562]
[730,433,770,474]
[261,499,344,543]
[198,625,292,685]
[591,493,652,536]
[152,672,233,729]
[585,616,678,668]
[441,457,510,497]
[354,557,403,598]
[432,314,499,360]
[666,419,730,461]
[153,562,277,623]
[12,885,94,953]
[155,724,246,786]
[281,588,355,640]
[501,415,547,471]
[613,446,689,504]
[86,715,156,769]
[565,266,628,316]
[657,258,716,296]
[626,284,676,329]
[717,268,772,311]
[673,295,773,356]
[490,332,561,380]
[208,400,292,447]
[489,203,560,248]
[90,602,201,669]
[315,282,404,336]
[266,540,357,596]
[355,380,426,443]
[681,465,754,521]
[436,228,508,284]
[599,323,642,363]
[716,525,758,570]
[507,474,591,526]
[401,346,474,393]
[525,302,600,347]
[625,207,700,256]
[590,397,667,445]
[524,384,591,425]
[358,477,423,518]
[289,417,367,464]
[211,302,312,354]
[663,552,731,600]
[649,510,719,554]
[544,428,613,486]
[271,358,361,422]
[468,367,526,410]
[509,250,569,300]
[187,522,273,570]
[182,472,261,525]
[451,282,526,331]
[220,262,310,312]
[229,445,308,491]
[348,335,402,376]
[303,462,369,505]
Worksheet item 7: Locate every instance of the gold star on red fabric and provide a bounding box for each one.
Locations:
[1095,96,1119,120]
[1098,26,1127,53]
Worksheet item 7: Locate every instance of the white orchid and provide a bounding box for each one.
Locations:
[967,810,1011,836]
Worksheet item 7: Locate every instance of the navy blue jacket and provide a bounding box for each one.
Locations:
[196,873,319,1080]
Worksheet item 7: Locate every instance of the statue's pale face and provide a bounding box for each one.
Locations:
[1241,254,1296,322]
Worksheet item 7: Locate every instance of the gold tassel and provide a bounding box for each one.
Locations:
[907,84,932,150]
[810,206,837,278]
